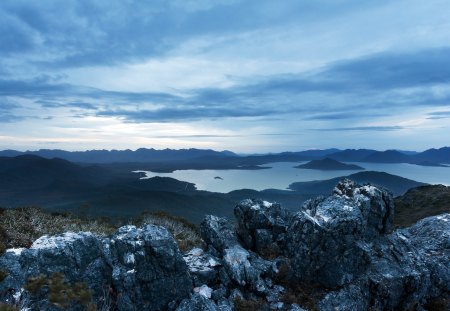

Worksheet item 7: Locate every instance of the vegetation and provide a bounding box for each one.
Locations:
[0,206,202,255]
[233,296,266,311]
[25,273,96,310]
[272,262,325,311]
[0,206,116,254]
[394,184,450,227]
[136,211,203,252]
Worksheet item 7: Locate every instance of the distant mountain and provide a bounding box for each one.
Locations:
[412,147,450,164]
[362,150,412,163]
[294,158,364,170]
[395,184,450,227]
[288,171,426,196]
[0,155,113,191]
[328,149,377,162]
[0,148,238,164]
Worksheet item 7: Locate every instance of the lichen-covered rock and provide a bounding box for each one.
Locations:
[106,225,192,310]
[200,215,239,255]
[318,284,369,311]
[0,225,192,311]
[176,293,220,311]
[285,179,395,287]
[402,213,450,296]
[183,248,221,287]
[234,199,290,255]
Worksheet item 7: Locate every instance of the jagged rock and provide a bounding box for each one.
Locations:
[402,213,450,296]
[200,216,239,255]
[318,284,369,311]
[0,225,192,311]
[106,225,192,310]
[234,199,290,255]
[183,248,221,287]
[285,179,395,287]
[176,293,219,311]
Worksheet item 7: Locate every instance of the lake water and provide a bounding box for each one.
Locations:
[136,162,450,193]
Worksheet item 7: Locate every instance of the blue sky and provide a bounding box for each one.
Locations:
[0,0,449,152]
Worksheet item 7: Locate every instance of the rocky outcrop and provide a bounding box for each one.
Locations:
[1,179,449,310]
[0,225,191,311]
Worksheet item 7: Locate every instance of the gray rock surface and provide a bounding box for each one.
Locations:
[285,179,395,287]
[234,199,289,255]
[0,225,191,311]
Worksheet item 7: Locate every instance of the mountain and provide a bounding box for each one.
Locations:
[294,158,364,170]
[412,147,450,164]
[362,150,411,163]
[328,149,377,162]
[394,184,450,227]
[288,171,426,196]
[0,148,238,163]
[0,155,309,223]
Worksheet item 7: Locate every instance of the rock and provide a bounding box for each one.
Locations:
[318,284,369,311]
[200,216,239,255]
[234,199,290,256]
[183,248,221,287]
[0,225,192,311]
[107,225,192,310]
[285,179,395,287]
[194,284,213,299]
[402,213,450,296]
[222,245,256,287]
[176,293,219,311]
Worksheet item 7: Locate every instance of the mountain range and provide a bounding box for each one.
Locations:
[0,147,448,171]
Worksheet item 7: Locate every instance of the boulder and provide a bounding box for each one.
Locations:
[234,199,290,256]
[176,293,219,311]
[200,216,239,255]
[106,225,192,310]
[0,225,192,311]
[285,179,395,287]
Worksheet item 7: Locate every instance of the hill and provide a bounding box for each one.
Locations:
[362,150,411,163]
[328,149,377,161]
[394,184,450,227]
[288,171,426,196]
[295,158,364,170]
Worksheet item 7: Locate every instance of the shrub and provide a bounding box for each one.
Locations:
[25,273,96,310]
[0,207,116,250]
[136,211,203,252]
[233,297,267,311]
[0,303,19,311]
[0,270,8,282]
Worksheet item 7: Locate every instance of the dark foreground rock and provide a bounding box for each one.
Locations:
[1,179,449,310]
[0,225,191,311]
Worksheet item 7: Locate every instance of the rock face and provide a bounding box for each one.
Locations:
[0,225,191,311]
[1,179,449,310]
[285,179,395,287]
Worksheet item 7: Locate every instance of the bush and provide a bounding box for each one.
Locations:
[233,297,267,311]
[136,211,203,252]
[25,273,96,310]
[0,207,116,251]
[0,303,19,311]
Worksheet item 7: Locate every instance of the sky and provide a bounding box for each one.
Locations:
[1,0,450,153]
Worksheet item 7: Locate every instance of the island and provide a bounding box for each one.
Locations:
[295,157,365,170]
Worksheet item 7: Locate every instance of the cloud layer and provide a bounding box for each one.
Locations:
[0,0,449,151]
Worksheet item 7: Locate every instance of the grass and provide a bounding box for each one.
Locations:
[0,206,202,255]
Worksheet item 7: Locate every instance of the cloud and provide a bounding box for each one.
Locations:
[313,126,405,132]
[427,110,450,119]
[97,106,276,122]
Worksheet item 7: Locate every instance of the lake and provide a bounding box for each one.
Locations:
[136,162,450,193]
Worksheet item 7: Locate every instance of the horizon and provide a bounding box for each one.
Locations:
[1,1,450,152]
[1,145,449,155]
